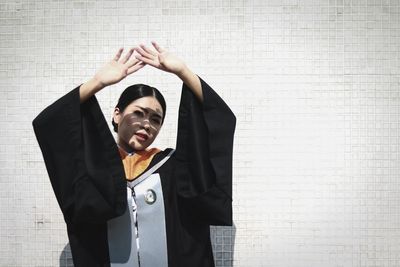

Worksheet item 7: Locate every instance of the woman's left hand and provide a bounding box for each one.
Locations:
[135,41,203,102]
[134,41,187,75]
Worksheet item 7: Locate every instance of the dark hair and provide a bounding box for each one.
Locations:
[112,84,166,133]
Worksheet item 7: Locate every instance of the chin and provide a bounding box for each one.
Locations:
[129,140,149,151]
[127,134,156,151]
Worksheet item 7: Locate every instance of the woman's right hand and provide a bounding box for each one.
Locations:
[94,48,145,87]
[80,48,145,103]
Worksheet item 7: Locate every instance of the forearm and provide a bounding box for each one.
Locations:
[79,77,105,103]
[177,67,203,102]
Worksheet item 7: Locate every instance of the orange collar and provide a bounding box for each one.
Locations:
[119,147,161,181]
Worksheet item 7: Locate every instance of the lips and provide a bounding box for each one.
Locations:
[135,133,149,141]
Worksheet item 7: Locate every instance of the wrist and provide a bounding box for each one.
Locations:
[176,65,191,80]
[79,77,106,103]
[91,76,106,91]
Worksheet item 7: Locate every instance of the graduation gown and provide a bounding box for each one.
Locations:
[32,77,236,267]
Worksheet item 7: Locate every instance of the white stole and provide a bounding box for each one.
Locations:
[107,149,174,267]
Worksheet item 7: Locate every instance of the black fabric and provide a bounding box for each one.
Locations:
[33,76,236,267]
[175,77,236,226]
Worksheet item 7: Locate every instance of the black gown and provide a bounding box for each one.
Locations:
[32,77,236,267]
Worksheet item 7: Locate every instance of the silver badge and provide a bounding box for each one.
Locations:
[144,189,156,204]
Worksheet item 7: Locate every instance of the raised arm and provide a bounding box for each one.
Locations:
[134,41,203,102]
[80,48,145,103]
[32,47,148,224]
[135,42,236,225]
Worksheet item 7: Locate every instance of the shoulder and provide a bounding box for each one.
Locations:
[157,147,175,158]
[144,148,175,177]
[150,147,176,165]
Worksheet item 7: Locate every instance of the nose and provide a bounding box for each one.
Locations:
[142,119,151,131]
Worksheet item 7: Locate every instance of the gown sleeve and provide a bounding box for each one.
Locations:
[32,86,127,224]
[174,76,236,226]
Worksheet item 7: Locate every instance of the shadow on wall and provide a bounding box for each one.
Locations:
[60,243,74,267]
[59,224,236,267]
[211,224,236,267]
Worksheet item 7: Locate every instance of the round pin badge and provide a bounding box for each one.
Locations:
[144,189,157,204]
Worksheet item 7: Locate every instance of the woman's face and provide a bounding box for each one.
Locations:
[113,96,163,152]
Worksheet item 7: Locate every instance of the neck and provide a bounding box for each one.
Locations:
[117,140,135,154]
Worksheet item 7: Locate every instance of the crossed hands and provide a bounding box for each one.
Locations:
[93,41,187,88]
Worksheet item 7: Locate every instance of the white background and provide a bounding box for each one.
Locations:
[0,0,399,266]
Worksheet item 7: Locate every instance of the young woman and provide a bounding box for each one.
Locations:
[33,42,236,267]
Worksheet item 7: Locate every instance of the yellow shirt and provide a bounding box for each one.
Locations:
[119,147,161,181]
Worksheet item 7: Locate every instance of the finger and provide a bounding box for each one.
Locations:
[121,48,134,64]
[140,44,157,57]
[134,46,154,59]
[151,41,165,53]
[126,57,141,68]
[113,47,124,61]
[135,54,159,68]
[127,62,146,75]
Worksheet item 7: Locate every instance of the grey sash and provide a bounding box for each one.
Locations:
[107,149,174,267]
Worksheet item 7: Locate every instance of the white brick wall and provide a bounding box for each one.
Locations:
[1,0,399,266]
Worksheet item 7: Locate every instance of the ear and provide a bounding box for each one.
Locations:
[113,107,122,124]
